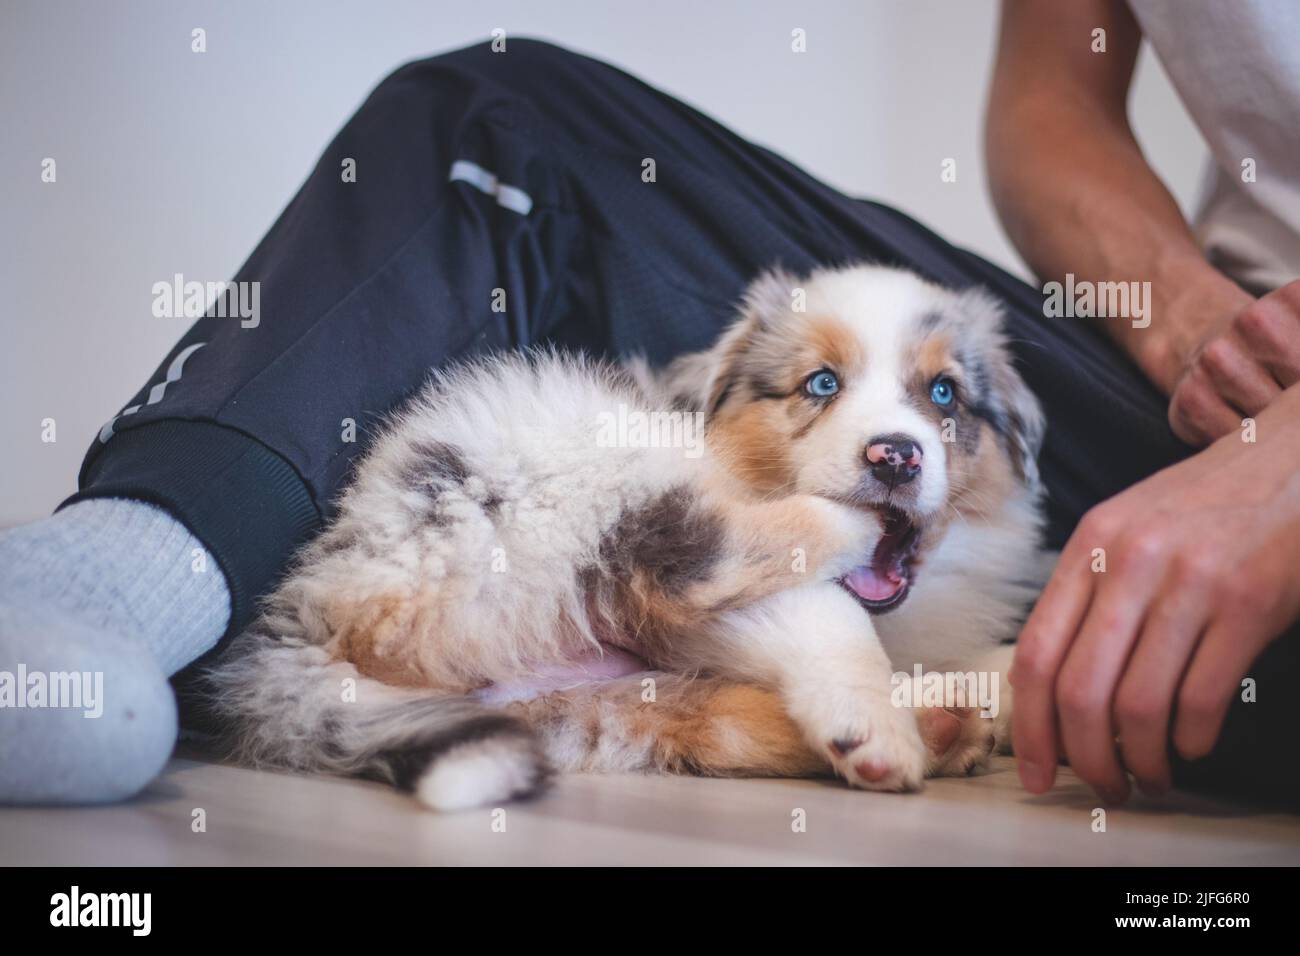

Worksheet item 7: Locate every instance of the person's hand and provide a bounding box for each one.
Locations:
[1010,388,1300,801]
[1168,280,1300,446]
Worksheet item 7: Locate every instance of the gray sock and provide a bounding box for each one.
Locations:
[0,498,231,803]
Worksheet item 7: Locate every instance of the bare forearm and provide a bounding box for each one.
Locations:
[985,0,1254,394]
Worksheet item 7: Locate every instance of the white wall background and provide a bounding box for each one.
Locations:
[0,0,1205,527]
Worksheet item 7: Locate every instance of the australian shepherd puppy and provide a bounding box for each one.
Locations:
[203,264,1047,811]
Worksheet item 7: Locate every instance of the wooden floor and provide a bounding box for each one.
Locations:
[2,752,1298,866]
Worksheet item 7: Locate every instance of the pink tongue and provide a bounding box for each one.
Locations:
[844,564,905,602]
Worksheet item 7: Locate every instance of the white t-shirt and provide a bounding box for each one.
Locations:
[1128,0,1300,292]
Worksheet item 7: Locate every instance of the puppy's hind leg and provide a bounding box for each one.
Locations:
[911,643,1013,777]
[510,673,830,778]
[512,670,999,784]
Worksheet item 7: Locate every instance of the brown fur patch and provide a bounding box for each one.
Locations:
[805,315,866,378]
[947,426,1018,519]
[638,680,825,776]
[326,592,429,688]
[709,402,796,493]
[912,332,954,384]
[324,593,483,693]
[515,675,828,777]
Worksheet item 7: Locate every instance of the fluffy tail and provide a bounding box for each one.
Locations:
[197,626,549,811]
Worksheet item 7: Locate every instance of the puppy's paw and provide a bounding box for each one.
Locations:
[414,730,550,812]
[801,497,884,577]
[916,706,997,777]
[817,696,928,792]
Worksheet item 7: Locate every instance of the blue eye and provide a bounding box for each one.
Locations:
[805,370,840,398]
[930,376,956,407]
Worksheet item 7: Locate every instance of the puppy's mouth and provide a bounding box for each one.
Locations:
[839,506,922,614]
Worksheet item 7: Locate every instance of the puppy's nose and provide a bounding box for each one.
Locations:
[866,434,922,485]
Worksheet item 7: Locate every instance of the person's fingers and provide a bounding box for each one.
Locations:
[1194,335,1282,417]
[1235,284,1300,387]
[1113,570,1213,795]
[1054,547,1164,803]
[1172,616,1263,761]
[1012,521,1102,793]
[1168,366,1245,446]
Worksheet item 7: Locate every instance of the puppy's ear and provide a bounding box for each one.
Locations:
[654,348,721,412]
[657,267,801,416]
[652,317,753,415]
[991,349,1046,488]
[740,267,802,328]
[703,267,802,413]
[956,288,1046,487]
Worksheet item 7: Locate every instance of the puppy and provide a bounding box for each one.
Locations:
[202,264,1047,810]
